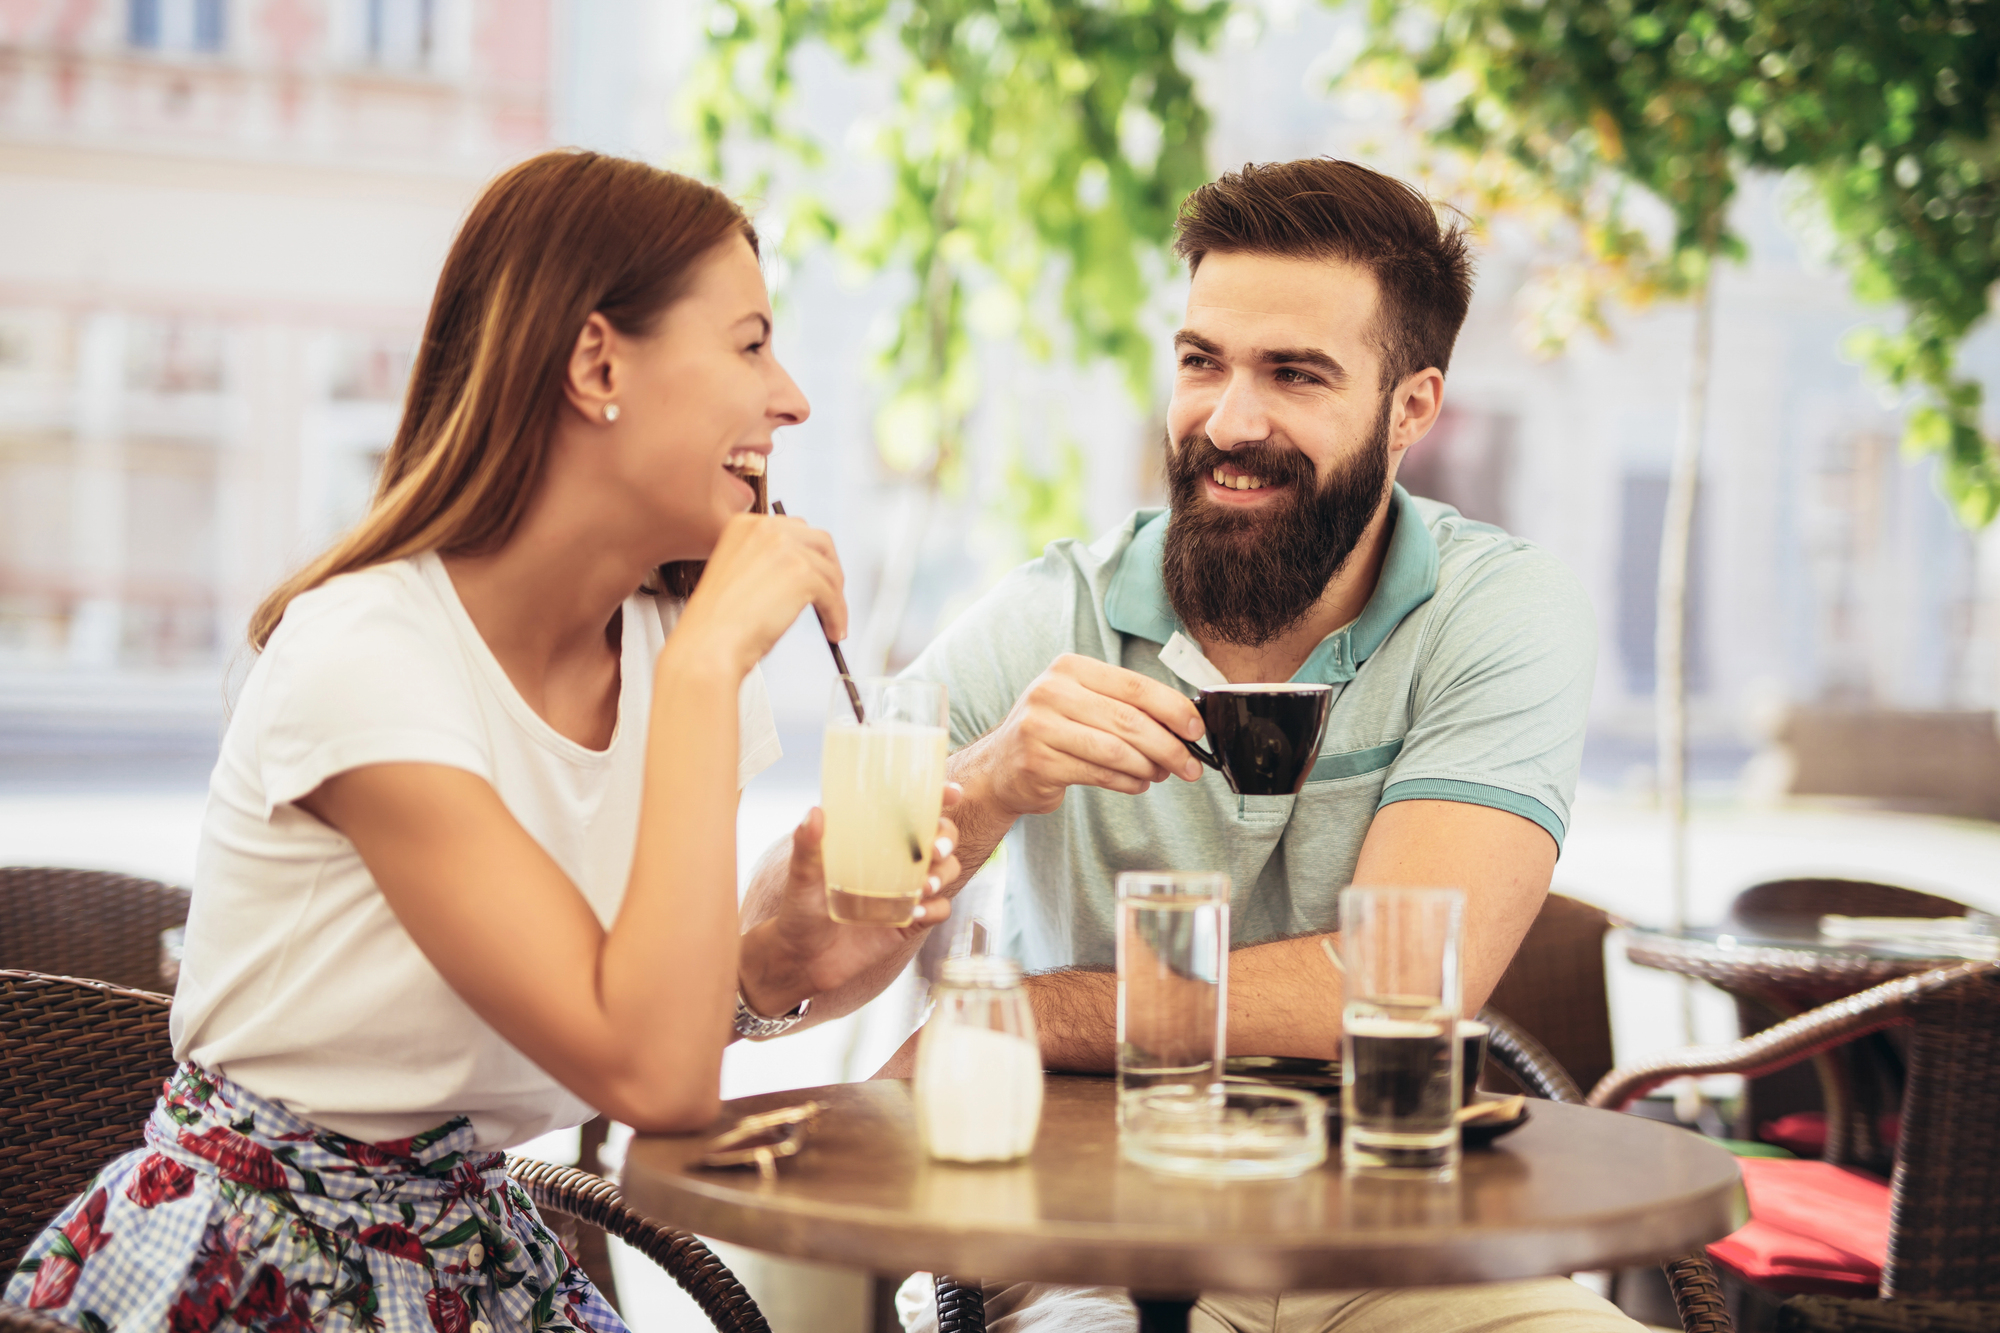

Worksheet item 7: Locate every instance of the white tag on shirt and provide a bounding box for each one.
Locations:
[1160,632,1230,690]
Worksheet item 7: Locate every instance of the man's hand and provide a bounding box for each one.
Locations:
[957,654,1208,817]
[737,791,962,1021]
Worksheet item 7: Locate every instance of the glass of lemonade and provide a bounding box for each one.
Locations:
[820,677,948,927]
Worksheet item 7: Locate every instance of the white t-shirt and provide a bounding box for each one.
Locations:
[171,552,781,1149]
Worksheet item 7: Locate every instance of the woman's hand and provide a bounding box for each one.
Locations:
[674,513,846,677]
[737,785,965,1021]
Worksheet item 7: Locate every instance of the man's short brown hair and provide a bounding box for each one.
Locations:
[1173,159,1474,389]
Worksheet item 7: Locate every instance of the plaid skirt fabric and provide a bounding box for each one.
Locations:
[5,1063,625,1333]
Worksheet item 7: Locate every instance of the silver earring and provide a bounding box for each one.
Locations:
[603,403,620,423]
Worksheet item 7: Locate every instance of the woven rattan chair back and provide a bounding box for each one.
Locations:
[0,970,176,1260]
[0,968,771,1330]
[1887,965,2000,1300]
[1729,880,1969,933]
[1483,892,1617,1096]
[0,867,191,992]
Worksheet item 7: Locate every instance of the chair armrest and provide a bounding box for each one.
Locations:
[1777,1294,2000,1331]
[505,1155,771,1333]
[935,1275,989,1333]
[0,1304,88,1333]
[1666,1250,1734,1333]
[1586,961,1997,1111]
[1478,1006,1584,1104]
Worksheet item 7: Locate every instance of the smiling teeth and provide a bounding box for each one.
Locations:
[1213,466,1266,491]
[725,451,766,476]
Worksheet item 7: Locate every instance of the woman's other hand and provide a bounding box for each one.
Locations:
[676,512,847,676]
[737,784,964,1022]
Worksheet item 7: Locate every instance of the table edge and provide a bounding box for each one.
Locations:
[618,1088,1747,1291]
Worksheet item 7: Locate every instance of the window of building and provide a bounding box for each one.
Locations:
[1617,469,1711,697]
[127,0,160,48]
[126,0,227,54]
[193,0,225,52]
[365,0,435,70]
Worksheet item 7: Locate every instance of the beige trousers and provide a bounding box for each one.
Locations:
[896,1275,1649,1333]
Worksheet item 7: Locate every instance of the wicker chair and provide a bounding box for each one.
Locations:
[0,1304,85,1333]
[1482,892,1619,1096]
[0,867,633,1305]
[0,866,191,993]
[0,971,177,1257]
[1588,960,2000,1328]
[1723,880,1972,1169]
[0,970,769,1332]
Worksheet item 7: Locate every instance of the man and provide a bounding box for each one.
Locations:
[750,158,1627,1331]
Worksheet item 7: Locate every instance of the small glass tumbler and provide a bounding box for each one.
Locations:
[1115,871,1230,1129]
[820,677,949,927]
[916,954,1044,1163]
[1339,886,1465,1179]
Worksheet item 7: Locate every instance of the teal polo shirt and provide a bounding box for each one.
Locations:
[900,486,1597,973]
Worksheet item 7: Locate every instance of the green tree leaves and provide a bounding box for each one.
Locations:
[1366,0,2000,525]
[692,0,1231,493]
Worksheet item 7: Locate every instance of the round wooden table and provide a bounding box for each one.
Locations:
[620,1074,1744,1322]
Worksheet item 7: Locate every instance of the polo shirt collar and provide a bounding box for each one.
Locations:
[1104,484,1438,685]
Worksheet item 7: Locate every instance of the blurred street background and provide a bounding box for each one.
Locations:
[2,1,1997,1327]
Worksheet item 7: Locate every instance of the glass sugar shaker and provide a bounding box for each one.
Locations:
[915,954,1044,1163]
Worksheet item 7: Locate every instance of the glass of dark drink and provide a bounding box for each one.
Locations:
[1337,886,1465,1179]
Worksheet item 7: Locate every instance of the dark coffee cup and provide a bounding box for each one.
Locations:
[1180,684,1333,796]
[1457,1019,1490,1106]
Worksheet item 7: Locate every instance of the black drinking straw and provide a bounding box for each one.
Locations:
[771,501,866,725]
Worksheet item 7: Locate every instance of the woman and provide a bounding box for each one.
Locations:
[6,151,959,1332]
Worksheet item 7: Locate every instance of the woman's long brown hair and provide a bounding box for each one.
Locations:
[248,150,755,649]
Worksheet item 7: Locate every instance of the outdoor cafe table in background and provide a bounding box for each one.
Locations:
[1622,920,1999,1166]
[1623,922,1998,1006]
[619,1074,1745,1333]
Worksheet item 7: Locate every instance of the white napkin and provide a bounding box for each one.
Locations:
[1160,631,1230,690]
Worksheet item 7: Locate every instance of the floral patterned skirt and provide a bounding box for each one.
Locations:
[5,1063,625,1333]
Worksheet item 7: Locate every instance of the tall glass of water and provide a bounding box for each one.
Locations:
[1338,886,1464,1178]
[820,677,948,927]
[1115,871,1230,1127]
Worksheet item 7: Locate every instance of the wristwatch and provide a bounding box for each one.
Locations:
[733,988,811,1040]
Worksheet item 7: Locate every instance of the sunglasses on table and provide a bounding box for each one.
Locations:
[692,1101,826,1180]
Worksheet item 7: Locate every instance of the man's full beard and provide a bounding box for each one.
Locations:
[1161,400,1392,648]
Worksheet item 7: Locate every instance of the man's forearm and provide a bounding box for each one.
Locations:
[1019,938,1341,1075]
[1222,934,1345,1061]
[1023,969,1118,1071]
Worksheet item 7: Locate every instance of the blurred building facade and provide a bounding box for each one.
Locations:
[2,0,1996,793]
[0,0,548,687]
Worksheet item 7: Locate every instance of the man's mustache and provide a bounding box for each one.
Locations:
[1172,434,1318,490]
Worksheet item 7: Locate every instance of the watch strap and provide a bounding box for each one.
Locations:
[734,988,810,1040]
